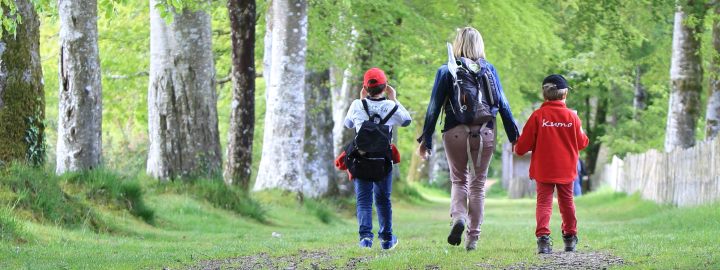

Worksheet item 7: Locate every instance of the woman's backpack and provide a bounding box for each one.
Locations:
[345,100,398,181]
[445,43,498,125]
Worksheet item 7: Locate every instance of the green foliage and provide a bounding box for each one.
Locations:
[161,178,267,223]
[153,0,212,22]
[0,0,20,38]
[23,104,45,167]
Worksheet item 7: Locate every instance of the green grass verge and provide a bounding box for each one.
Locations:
[154,177,267,223]
[0,169,718,269]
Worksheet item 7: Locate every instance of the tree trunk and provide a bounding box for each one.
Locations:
[429,132,449,187]
[665,2,704,151]
[633,66,647,118]
[303,70,334,197]
[407,120,429,183]
[585,96,607,175]
[707,5,720,140]
[56,0,103,174]
[254,0,308,193]
[147,0,222,180]
[223,0,256,189]
[329,67,358,195]
[262,0,272,83]
[0,0,45,166]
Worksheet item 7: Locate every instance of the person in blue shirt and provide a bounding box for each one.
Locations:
[416,27,520,251]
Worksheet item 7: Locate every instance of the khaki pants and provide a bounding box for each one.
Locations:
[442,124,495,239]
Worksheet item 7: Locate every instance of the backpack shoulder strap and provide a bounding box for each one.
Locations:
[380,103,400,125]
[361,99,371,117]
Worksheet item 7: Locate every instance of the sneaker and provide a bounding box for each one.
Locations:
[381,235,398,250]
[447,218,465,246]
[563,234,578,252]
[465,235,479,251]
[359,237,373,248]
[537,235,553,254]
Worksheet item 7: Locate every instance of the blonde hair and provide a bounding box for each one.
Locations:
[542,83,568,101]
[453,27,486,61]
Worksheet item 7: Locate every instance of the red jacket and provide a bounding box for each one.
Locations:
[334,144,401,180]
[514,101,589,184]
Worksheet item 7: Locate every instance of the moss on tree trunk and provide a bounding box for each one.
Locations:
[0,0,45,165]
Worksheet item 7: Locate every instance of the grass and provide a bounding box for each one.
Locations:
[155,177,267,223]
[0,166,718,269]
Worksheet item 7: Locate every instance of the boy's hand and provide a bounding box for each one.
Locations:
[416,143,430,160]
[360,87,368,99]
[385,85,397,101]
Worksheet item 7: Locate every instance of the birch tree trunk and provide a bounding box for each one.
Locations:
[254,0,308,193]
[633,66,647,119]
[0,0,45,165]
[707,5,720,140]
[429,132,449,186]
[56,0,103,174]
[665,2,704,151]
[303,70,333,197]
[329,66,357,195]
[262,1,272,84]
[147,1,221,180]
[223,0,255,189]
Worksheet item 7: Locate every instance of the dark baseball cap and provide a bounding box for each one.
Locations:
[542,74,570,90]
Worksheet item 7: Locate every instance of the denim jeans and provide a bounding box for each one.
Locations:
[354,171,393,241]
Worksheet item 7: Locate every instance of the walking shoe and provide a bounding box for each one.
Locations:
[359,237,373,248]
[465,235,479,251]
[537,235,553,254]
[563,234,578,252]
[381,235,398,250]
[447,218,465,246]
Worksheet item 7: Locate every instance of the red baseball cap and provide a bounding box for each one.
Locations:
[363,67,387,88]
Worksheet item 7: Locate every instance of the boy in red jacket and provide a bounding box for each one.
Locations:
[514,74,589,254]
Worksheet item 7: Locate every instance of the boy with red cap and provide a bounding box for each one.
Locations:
[343,67,411,250]
[514,74,589,254]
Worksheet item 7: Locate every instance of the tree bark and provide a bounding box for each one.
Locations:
[0,0,45,165]
[665,2,704,151]
[262,0,272,85]
[585,96,607,175]
[147,0,222,180]
[329,66,357,195]
[223,0,256,189]
[303,70,334,197]
[633,65,647,119]
[707,5,720,140]
[56,0,103,174]
[254,0,308,193]
[429,132,449,186]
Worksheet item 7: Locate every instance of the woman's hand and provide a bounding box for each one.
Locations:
[416,143,430,160]
[360,87,368,99]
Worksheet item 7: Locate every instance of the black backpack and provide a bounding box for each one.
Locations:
[446,43,497,125]
[345,99,399,181]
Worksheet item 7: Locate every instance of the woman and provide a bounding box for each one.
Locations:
[417,27,519,251]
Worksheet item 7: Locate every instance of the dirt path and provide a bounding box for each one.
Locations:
[189,250,625,270]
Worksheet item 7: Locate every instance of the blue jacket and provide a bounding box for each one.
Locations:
[417,63,520,150]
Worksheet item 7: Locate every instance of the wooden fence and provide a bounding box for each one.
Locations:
[598,138,720,206]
